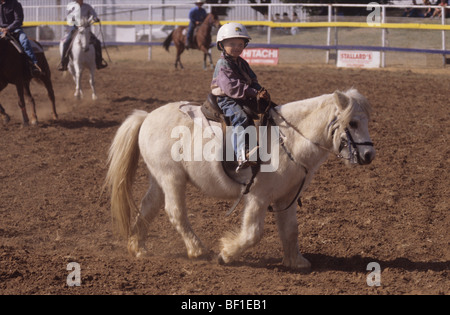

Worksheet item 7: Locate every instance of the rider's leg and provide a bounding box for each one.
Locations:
[91,34,107,69]
[217,96,257,172]
[186,23,195,48]
[14,29,42,75]
[58,27,76,71]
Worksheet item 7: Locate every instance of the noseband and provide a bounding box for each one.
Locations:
[339,128,374,165]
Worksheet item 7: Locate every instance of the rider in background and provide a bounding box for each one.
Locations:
[58,0,107,71]
[0,0,42,76]
[186,0,207,49]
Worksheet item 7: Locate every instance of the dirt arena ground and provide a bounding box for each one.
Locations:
[0,47,448,296]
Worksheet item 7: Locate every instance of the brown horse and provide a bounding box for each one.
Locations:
[0,35,57,126]
[163,13,220,70]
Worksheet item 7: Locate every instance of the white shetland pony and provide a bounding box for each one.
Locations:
[60,19,97,100]
[105,88,375,271]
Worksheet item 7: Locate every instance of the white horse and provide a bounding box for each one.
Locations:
[60,20,97,100]
[105,88,375,271]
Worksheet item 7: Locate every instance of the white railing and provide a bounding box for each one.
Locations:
[22,3,449,67]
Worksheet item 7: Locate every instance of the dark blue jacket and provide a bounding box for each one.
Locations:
[189,7,207,25]
[0,0,23,31]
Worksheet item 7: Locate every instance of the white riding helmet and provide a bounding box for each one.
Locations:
[216,22,251,51]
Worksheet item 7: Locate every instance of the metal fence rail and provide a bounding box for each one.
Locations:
[22,2,449,67]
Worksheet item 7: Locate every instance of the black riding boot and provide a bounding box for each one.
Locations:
[57,57,69,71]
[58,44,70,71]
[92,37,107,70]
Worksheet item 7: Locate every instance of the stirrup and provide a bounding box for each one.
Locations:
[97,59,108,70]
[235,160,258,173]
[57,62,68,71]
[235,147,259,173]
[32,64,43,76]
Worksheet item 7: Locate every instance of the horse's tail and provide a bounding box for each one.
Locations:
[105,110,148,238]
[162,30,174,52]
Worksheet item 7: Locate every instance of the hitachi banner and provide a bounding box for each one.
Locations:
[241,48,279,65]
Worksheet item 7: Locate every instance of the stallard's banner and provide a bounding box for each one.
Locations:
[241,48,279,65]
[337,50,381,68]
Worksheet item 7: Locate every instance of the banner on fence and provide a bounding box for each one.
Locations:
[241,48,279,65]
[337,50,380,68]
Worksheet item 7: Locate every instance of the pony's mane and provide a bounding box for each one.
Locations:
[340,88,372,125]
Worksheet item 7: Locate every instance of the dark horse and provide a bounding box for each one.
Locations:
[163,13,220,70]
[0,35,57,126]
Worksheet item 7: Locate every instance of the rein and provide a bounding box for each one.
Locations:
[225,98,374,216]
[267,106,373,213]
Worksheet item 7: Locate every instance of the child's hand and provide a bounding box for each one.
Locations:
[257,88,271,101]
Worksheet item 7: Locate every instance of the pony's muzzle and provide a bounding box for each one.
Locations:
[359,147,376,165]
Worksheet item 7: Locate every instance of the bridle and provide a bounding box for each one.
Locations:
[339,128,374,165]
[265,106,374,213]
[226,98,374,216]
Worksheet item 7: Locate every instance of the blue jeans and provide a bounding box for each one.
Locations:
[14,29,38,64]
[186,23,195,44]
[218,96,254,160]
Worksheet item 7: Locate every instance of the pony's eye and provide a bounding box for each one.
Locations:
[349,121,358,129]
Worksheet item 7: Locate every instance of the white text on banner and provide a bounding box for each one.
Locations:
[337,50,380,68]
[241,48,279,66]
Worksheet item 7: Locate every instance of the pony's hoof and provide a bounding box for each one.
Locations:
[283,255,312,273]
[217,252,232,265]
[217,253,226,265]
[187,247,210,260]
[2,115,10,124]
[128,237,147,258]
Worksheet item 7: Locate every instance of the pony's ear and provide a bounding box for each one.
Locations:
[333,90,350,110]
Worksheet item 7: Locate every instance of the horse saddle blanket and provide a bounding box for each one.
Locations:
[30,40,44,54]
[179,102,222,138]
[6,36,43,55]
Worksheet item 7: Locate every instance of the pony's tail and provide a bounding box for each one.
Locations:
[104,110,148,238]
[162,30,174,52]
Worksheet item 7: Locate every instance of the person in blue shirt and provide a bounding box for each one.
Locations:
[186,0,207,48]
[0,0,42,76]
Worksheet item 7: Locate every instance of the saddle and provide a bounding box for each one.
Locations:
[201,93,271,126]
[1,33,41,78]
[200,93,259,125]
[4,33,23,53]
[199,94,275,181]
[184,25,202,49]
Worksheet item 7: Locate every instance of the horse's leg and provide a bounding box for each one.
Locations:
[274,203,311,272]
[200,47,213,70]
[23,82,38,126]
[203,52,207,70]
[89,67,97,101]
[219,197,267,264]
[0,82,10,123]
[162,176,206,258]
[176,44,185,70]
[0,103,10,124]
[71,62,82,99]
[208,51,214,69]
[41,74,58,120]
[36,52,58,120]
[128,176,164,258]
[15,83,29,126]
